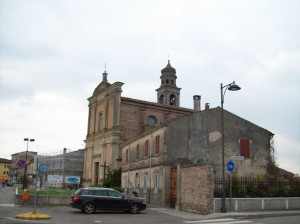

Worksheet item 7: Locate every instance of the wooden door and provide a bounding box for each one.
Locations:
[170,168,177,208]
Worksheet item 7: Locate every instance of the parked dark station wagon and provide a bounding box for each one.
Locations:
[70,187,146,214]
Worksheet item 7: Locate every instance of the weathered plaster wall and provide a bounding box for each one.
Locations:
[180,165,214,214]
[165,107,273,177]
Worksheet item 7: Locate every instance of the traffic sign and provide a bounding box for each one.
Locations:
[16,159,26,168]
[227,161,235,172]
[230,156,244,161]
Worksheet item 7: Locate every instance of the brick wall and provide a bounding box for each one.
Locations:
[180,165,214,214]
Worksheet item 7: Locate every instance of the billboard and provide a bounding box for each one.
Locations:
[65,176,80,184]
[47,175,63,184]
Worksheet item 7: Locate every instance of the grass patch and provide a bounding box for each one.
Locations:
[19,188,75,197]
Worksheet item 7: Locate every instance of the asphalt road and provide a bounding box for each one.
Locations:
[1,186,300,224]
[246,215,300,224]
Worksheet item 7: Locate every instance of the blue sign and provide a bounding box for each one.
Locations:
[39,164,49,173]
[16,159,26,168]
[66,176,80,183]
[227,161,235,172]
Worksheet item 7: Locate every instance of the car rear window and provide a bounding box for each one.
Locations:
[73,189,82,195]
[82,189,95,196]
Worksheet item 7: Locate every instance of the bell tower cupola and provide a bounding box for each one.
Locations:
[156,60,181,106]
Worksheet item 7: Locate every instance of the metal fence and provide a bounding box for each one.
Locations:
[214,176,300,198]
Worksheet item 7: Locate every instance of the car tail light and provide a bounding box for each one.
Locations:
[73,195,79,202]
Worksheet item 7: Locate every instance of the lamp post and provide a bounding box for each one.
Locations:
[220,81,241,213]
[23,138,35,190]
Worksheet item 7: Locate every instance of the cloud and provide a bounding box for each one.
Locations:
[275,133,300,175]
[0,0,299,176]
[0,91,87,156]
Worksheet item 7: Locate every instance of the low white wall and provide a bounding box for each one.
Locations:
[214,197,300,212]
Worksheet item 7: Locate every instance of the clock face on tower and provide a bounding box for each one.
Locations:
[146,116,157,126]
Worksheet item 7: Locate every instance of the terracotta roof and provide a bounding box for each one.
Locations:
[0,158,11,163]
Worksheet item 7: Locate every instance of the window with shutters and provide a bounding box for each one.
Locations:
[136,144,140,161]
[144,140,149,158]
[155,135,160,155]
[125,149,128,164]
[240,139,250,158]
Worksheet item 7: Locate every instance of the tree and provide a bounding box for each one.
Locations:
[267,137,280,177]
[103,168,121,188]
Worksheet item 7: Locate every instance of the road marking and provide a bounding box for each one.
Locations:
[183,218,253,224]
[94,221,102,223]
[184,218,237,223]
[0,204,15,207]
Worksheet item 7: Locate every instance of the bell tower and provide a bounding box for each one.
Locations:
[156,60,181,106]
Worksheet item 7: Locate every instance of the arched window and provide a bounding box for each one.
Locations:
[98,112,103,131]
[170,94,176,105]
[159,94,164,104]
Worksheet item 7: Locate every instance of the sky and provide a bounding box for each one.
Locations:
[0,0,299,175]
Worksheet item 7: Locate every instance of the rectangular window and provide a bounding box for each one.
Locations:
[155,135,160,155]
[134,173,139,191]
[136,144,140,161]
[240,139,250,158]
[125,149,129,164]
[154,173,159,194]
[124,176,128,192]
[98,112,103,131]
[144,140,149,158]
[143,174,148,193]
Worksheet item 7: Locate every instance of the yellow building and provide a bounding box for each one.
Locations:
[0,158,11,183]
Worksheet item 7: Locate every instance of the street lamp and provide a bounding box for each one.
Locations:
[220,81,241,213]
[23,138,35,190]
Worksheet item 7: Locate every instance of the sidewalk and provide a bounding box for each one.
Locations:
[149,204,300,220]
[0,185,15,205]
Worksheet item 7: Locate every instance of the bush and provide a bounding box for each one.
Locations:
[215,175,300,198]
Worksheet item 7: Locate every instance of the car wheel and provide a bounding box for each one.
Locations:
[129,203,140,214]
[83,202,95,214]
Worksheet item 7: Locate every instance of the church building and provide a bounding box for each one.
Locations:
[83,59,274,202]
[83,61,198,186]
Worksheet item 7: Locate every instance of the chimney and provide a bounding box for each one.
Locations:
[205,103,210,110]
[193,95,201,111]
